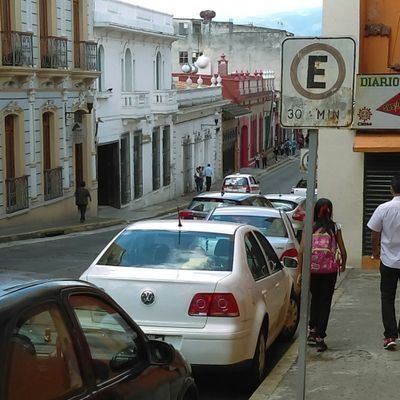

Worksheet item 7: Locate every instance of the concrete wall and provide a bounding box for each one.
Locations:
[319,0,363,267]
[172,19,291,89]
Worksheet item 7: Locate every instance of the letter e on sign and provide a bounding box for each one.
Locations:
[280,37,356,128]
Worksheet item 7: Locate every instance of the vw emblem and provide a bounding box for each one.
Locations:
[141,289,155,305]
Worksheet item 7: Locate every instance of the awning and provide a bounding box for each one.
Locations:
[353,133,400,152]
[222,103,252,119]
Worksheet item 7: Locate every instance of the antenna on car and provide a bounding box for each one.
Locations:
[177,206,182,227]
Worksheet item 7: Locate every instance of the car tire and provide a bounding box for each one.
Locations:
[247,325,267,389]
[279,291,300,341]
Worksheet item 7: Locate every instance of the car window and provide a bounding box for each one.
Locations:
[253,231,282,274]
[209,214,286,238]
[189,199,236,212]
[98,230,234,271]
[224,177,247,186]
[244,232,270,280]
[251,197,272,207]
[269,200,297,211]
[7,304,83,400]
[69,294,147,384]
[249,176,257,184]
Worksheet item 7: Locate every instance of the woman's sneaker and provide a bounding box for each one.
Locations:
[383,337,397,350]
[316,337,328,352]
[307,331,317,345]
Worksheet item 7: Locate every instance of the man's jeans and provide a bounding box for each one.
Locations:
[380,263,400,338]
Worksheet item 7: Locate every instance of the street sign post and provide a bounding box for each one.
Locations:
[281,37,356,128]
[280,37,356,400]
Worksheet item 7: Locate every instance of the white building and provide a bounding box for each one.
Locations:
[320,0,400,268]
[94,0,226,209]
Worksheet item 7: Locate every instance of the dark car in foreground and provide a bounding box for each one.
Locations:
[0,273,198,400]
[178,191,274,220]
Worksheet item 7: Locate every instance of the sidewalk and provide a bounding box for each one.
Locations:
[0,155,297,243]
[250,266,400,400]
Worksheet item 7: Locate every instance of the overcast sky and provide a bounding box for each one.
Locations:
[121,0,323,20]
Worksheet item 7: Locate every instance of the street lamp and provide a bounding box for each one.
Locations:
[65,93,94,125]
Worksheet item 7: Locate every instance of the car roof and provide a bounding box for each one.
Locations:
[124,219,247,235]
[224,173,254,179]
[191,191,261,201]
[209,206,282,217]
[265,193,306,202]
[0,272,94,298]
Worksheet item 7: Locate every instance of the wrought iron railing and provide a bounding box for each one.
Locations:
[75,41,97,70]
[6,175,29,214]
[44,167,63,201]
[1,31,33,67]
[40,36,68,69]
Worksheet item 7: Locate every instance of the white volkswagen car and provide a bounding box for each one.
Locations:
[80,220,299,389]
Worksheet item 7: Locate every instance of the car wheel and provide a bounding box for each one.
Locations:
[247,326,267,389]
[279,291,300,341]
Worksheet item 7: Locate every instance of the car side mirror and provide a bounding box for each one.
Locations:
[282,256,298,269]
[149,340,174,365]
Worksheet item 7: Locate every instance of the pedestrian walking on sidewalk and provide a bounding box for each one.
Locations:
[297,198,347,352]
[261,149,267,169]
[367,174,400,350]
[254,152,261,168]
[194,166,203,192]
[204,163,213,191]
[74,181,91,223]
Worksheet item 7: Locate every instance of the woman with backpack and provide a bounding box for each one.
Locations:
[297,198,347,352]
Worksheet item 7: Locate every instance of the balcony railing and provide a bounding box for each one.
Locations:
[121,91,151,118]
[44,167,63,201]
[6,175,29,214]
[1,31,33,67]
[75,41,97,70]
[40,36,68,69]
[151,90,178,114]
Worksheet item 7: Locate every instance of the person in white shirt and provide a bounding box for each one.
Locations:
[367,174,400,350]
[204,164,213,191]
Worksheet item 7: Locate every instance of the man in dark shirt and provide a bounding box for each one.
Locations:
[74,181,91,222]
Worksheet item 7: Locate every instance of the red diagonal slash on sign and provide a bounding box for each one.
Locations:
[377,93,400,116]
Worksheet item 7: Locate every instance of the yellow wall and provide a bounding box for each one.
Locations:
[360,0,400,73]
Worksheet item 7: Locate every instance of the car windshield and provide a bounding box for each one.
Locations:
[97,229,234,271]
[209,214,287,238]
[189,198,237,212]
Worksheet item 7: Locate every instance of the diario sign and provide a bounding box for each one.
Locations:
[354,74,400,129]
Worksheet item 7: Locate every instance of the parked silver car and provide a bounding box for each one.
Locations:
[207,206,299,260]
[265,193,307,241]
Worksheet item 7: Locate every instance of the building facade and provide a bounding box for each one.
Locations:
[94,0,226,209]
[0,0,98,229]
[320,0,400,268]
[171,18,292,88]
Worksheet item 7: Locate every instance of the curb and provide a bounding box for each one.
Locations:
[0,218,126,243]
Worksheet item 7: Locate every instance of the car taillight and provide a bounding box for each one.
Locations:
[280,248,298,260]
[188,293,240,317]
[292,209,305,221]
[245,185,250,193]
[178,210,194,219]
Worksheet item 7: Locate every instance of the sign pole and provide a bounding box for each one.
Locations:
[296,128,318,400]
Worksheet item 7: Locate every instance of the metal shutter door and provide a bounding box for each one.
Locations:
[363,153,400,255]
